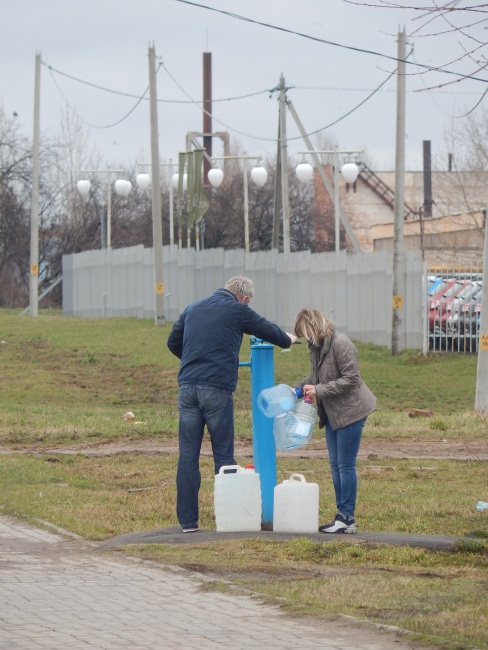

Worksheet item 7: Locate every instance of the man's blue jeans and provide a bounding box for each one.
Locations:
[325,417,366,520]
[176,385,236,529]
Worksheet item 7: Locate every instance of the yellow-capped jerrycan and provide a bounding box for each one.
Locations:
[273,473,319,533]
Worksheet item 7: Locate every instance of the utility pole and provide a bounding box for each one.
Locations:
[202,52,212,186]
[391,30,406,355]
[475,206,488,413]
[29,52,41,318]
[148,44,166,327]
[272,119,282,250]
[278,75,291,254]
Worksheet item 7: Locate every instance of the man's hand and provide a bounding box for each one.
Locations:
[287,332,298,345]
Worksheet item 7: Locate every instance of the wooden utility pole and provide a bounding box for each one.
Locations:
[392,30,406,355]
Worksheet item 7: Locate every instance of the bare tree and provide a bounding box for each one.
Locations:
[0,107,32,306]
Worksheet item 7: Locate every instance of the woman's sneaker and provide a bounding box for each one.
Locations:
[319,514,357,534]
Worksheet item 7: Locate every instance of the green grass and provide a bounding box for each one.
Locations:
[0,308,487,650]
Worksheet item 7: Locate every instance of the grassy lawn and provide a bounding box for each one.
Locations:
[0,309,486,650]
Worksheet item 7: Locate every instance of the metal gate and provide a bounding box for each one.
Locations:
[427,265,483,353]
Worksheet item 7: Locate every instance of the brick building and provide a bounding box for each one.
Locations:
[314,164,487,267]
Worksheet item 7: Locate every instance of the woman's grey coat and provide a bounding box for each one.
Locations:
[297,329,376,431]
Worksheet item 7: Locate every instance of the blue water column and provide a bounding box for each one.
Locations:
[249,338,276,530]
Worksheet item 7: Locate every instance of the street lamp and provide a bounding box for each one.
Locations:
[207,154,268,253]
[77,170,132,249]
[137,160,179,247]
[171,171,188,247]
[296,150,361,252]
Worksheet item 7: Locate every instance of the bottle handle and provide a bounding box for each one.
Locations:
[218,465,242,474]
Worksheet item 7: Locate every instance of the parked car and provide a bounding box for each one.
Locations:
[446,280,483,351]
[429,279,470,333]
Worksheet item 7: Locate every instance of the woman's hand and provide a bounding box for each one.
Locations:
[303,384,316,396]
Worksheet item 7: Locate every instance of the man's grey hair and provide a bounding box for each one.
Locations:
[224,276,254,299]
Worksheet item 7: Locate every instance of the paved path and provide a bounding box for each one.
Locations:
[0,515,425,650]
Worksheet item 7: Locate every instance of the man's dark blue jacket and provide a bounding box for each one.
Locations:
[167,288,291,392]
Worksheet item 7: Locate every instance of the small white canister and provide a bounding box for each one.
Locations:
[214,465,262,532]
[273,473,319,533]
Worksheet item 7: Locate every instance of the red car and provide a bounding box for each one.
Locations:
[429,279,470,332]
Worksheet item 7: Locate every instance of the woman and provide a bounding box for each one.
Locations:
[294,308,376,534]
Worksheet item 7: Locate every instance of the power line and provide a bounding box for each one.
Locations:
[44,54,400,144]
[43,61,270,105]
[173,0,488,84]
[46,64,150,129]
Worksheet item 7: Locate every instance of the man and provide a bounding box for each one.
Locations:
[167,276,297,532]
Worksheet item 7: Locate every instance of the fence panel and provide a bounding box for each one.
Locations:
[62,246,425,349]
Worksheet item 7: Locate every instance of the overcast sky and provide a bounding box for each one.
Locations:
[2,0,486,173]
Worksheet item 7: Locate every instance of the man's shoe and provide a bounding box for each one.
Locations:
[182,526,199,533]
[319,514,357,534]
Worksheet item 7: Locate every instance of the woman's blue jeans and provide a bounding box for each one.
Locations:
[325,417,366,520]
[176,385,236,529]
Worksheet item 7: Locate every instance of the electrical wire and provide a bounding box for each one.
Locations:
[43,61,271,104]
[173,0,488,84]
[43,51,402,144]
[159,57,400,143]
[45,63,151,129]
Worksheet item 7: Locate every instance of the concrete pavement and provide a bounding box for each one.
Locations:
[0,514,430,650]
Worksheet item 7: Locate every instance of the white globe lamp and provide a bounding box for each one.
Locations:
[250,166,268,187]
[136,173,151,190]
[77,179,91,196]
[341,162,359,184]
[114,179,132,197]
[172,173,187,192]
[295,162,314,184]
[208,167,224,188]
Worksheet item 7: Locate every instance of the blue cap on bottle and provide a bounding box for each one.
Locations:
[295,386,304,398]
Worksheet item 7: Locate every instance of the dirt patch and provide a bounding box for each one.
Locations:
[1,437,486,460]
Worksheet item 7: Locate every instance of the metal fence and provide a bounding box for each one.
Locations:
[62,245,425,350]
[427,265,483,353]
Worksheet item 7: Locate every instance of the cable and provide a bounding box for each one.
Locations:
[44,51,402,144]
[43,61,270,105]
[160,57,400,143]
[45,63,151,129]
[173,0,488,84]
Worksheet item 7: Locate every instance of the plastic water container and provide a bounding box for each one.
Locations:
[273,473,319,533]
[476,501,488,512]
[273,396,317,451]
[214,465,262,532]
[257,384,297,418]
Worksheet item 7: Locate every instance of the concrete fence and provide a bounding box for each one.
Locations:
[62,245,424,349]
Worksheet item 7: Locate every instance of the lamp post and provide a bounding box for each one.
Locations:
[77,170,132,249]
[136,159,178,247]
[296,149,361,252]
[171,171,188,248]
[207,154,268,253]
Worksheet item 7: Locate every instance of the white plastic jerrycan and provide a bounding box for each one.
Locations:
[273,473,319,533]
[214,465,262,532]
